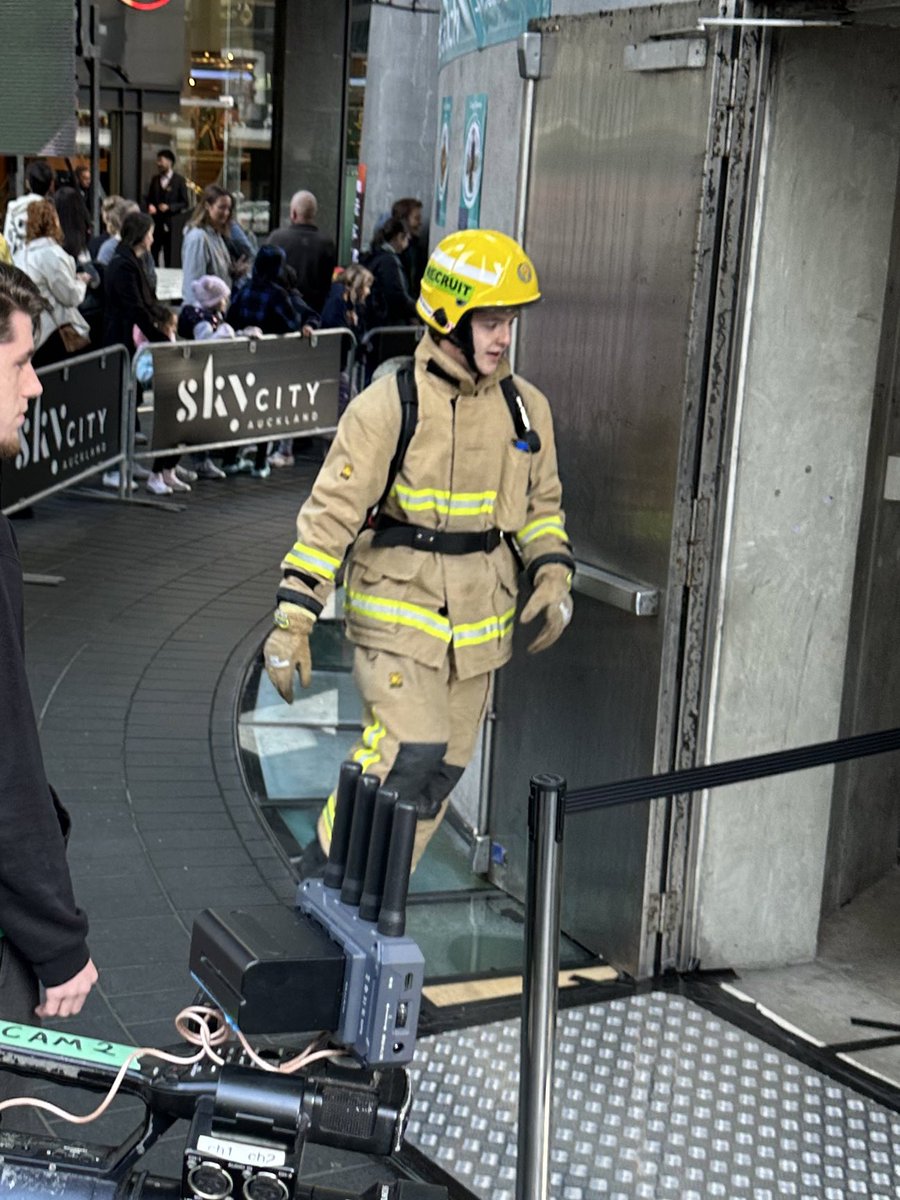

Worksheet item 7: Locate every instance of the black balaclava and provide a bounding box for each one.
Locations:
[447,310,478,376]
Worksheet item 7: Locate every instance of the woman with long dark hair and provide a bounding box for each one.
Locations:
[103,212,187,496]
[54,185,101,338]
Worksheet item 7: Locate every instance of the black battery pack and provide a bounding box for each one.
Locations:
[190,905,345,1035]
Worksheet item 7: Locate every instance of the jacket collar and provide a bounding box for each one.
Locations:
[415,330,511,398]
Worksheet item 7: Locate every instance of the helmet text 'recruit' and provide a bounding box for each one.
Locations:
[423,264,474,303]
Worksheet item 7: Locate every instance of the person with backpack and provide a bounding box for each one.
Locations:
[262,230,574,874]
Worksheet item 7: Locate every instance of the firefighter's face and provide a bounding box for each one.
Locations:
[469,310,515,376]
[0,311,40,459]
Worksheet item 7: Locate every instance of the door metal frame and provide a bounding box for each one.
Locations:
[653,15,773,974]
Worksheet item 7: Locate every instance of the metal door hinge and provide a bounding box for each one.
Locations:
[648,890,682,936]
[685,496,710,587]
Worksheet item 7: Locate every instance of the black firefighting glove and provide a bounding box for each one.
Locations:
[519,564,574,654]
[264,603,315,702]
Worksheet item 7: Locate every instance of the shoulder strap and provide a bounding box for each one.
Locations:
[500,374,542,453]
[368,364,418,525]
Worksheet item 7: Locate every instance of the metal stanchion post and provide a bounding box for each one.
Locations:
[516,772,566,1200]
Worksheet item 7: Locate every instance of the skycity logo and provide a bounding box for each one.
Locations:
[17,396,109,475]
[176,355,322,433]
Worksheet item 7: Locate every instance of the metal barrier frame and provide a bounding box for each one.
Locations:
[346,325,425,396]
[1,345,131,516]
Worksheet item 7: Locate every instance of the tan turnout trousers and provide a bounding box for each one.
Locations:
[317,647,492,869]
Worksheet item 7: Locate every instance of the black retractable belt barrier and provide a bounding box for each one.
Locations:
[566,724,900,812]
[0,346,130,516]
[517,725,900,1200]
[131,329,353,466]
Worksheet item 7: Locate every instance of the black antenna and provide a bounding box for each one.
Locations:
[340,774,380,906]
[377,800,417,938]
[359,787,398,922]
[323,761,362,892]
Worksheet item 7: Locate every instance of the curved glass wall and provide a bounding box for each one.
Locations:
[238,608,593,982]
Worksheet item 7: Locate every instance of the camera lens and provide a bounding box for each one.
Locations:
[187,1161,233,1199]
[243,1172,290,1200]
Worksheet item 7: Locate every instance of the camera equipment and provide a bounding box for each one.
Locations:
[190,763,425,1068]
[0,764,442,1197]
[0,1019,444,1199]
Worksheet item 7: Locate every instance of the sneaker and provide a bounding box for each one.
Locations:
[146,474,173,496]
[196,458,226,480]
[162,469,191,493]
[175,464,198,483]
[223,458,253,476]
[296,839,327,880]
[132,462,152,480]
[251,464,271,479]
[102,470,137,492]
[268,451,294,468]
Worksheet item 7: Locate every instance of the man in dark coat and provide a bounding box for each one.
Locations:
[0,265,97,1074]
[145,149,191,267]
[266,190,336,315]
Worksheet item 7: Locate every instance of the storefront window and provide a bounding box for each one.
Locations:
[143,0,275,240]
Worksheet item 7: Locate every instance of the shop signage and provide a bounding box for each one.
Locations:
[118,0,174,10]
[149,336,341,452]
[0,352,124,512]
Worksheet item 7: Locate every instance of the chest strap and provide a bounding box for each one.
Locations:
[371,516,502,555]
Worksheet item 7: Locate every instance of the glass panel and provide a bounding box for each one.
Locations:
[407,893,592,981]
[241,667,362,728]
[240,723,361,801]
[142,0,275,246]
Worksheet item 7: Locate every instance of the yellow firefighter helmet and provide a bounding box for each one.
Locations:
[416,229,541,335]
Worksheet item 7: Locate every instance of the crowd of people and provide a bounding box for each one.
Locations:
[0,154,428,497]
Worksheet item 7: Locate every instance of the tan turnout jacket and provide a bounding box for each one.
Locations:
[279,333,571,681]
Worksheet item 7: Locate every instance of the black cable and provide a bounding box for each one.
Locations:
[565,726,900,814]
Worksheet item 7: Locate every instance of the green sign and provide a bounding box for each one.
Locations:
[435,97,453,228]
[459,94,487,230]
[0,1021,143,1071]
[439,0,551,68]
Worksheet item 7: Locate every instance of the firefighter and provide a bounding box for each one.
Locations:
[264,229,574,872]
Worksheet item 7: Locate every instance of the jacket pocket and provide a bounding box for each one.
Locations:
[493,441,531,532]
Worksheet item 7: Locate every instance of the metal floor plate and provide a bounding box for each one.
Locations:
[405,991,900,1199]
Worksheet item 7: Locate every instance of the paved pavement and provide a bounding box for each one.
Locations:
[6,458,407,1192]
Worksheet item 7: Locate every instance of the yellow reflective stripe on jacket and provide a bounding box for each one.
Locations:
[284,541,342,581]
[392,483,497,517]
[515,514,567,547]
[452,607,516,650]
[346,589,453,643]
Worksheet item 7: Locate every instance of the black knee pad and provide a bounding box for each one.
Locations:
[418,763,465,820]
[384,742,448,816]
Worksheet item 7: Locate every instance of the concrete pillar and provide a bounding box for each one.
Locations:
[358,5,440,247]
[274,0,350,246]
[691,30,900,968]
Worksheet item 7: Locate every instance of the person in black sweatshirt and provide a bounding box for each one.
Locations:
[0,265,97,1073]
